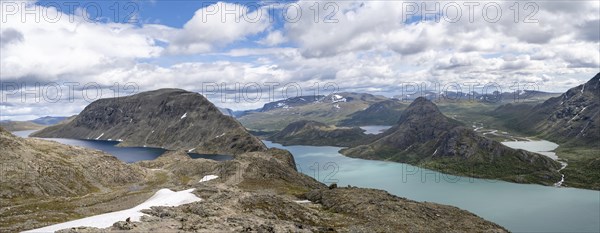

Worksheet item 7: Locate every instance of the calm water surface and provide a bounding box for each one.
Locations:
[13,130,232,163]
[263,140,600,233]
[502,140,560,160]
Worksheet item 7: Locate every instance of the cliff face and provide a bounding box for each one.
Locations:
[0,127,145,199]
[268,120,370,147]
[342,97,562,185]
[32,89,266,155]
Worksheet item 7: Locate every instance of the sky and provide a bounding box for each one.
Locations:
[0,0,599,120]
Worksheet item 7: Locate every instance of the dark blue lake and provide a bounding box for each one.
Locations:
[13,130,232,163]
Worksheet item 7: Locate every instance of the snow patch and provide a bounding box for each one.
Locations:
[95,133,104,140]
[188,148,195,153]
[199,175,218,183]
[215,133,225,138]
[25,189,201,233]
[295,200,311,204]
[331,94,346,103]
[181,112,188,119]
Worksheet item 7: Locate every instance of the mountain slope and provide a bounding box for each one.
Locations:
[0,120,45,131]
[32,89,266,155]
[0,116,72,131]
[528,73,599,146]
[268,120,370,147]
[493,73,599,146]
[491,73,600,189]
[31,116,70,125]
[341,97,562,185]
[338,99,406,126]
[0,127,145,199]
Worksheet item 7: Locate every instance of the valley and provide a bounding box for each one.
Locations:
[0,73,600,232]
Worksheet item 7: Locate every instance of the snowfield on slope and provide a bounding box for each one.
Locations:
[25,175,219,233]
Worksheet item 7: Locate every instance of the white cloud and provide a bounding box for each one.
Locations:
[165,2,271,54]
[0,1,163,81]
[1,0,598,119]
[258,30,287,46]
[282,0,600,70]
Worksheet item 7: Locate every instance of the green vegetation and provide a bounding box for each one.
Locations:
[419,157,561,186]
[555,146,600,190]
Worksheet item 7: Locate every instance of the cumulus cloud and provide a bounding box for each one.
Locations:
[258,30,287,46]
[1,0,599,119]
[0,1,163,81]
[0,28,24,47]
[165,2,271,54]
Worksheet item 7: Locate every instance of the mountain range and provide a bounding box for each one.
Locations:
[0,116,70,131]
[237,92,391,131]
[3,75,597,231]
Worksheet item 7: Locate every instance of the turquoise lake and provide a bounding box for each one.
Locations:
[263,140,600,233]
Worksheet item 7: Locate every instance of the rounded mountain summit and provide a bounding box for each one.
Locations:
[32,88,266,155]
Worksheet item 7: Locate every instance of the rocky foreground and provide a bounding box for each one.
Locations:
[1,128,507,232]
[55,149,507,233]
[0,127,146,199]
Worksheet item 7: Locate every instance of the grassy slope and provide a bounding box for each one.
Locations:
[554,146,600,190]
[423,100,595,187]
[0,121,46,131]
